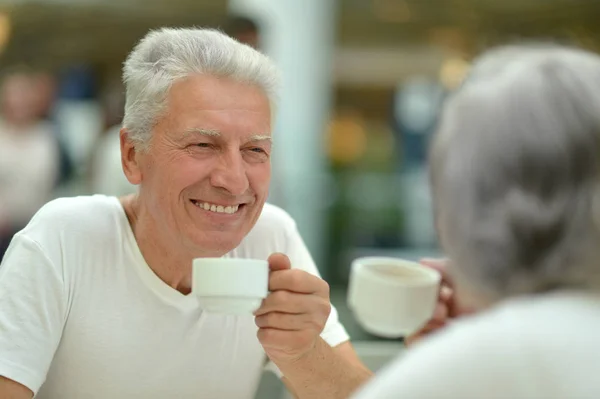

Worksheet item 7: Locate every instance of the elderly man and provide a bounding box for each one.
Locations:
[0,28,371,398]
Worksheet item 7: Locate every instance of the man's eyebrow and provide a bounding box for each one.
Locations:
[182,128,272,143]
[248,134,272,143]
[182,128,221,137]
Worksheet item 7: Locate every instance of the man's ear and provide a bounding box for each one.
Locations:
[120,128,143,185]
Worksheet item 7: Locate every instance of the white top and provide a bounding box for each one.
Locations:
[0,195,349,399]
[353,291,600,399]
[91,126,137,197]
[0,119,59,227]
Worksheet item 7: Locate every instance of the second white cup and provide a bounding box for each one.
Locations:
[348,257,441,338]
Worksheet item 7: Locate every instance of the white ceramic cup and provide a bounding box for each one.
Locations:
[192,258,269,315]
[348,257,441,338]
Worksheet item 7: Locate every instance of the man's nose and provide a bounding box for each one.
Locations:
[209,150,249,196]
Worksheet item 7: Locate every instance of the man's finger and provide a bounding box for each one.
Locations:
[269,269,327,295]
[268,253,292,272]
[254,290,317,316]
[255,311,312,331]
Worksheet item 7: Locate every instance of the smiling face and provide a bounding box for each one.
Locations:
[122,74,272,256]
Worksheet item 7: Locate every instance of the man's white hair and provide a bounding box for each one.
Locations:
[122,27,281,150]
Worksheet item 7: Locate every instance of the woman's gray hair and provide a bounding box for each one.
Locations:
[122,27,280,150]
[430,44,600,302]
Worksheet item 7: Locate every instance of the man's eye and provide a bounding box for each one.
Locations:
[250,147,266,154]
[195,143,211,148]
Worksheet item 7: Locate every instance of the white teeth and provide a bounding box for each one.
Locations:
[193,201,240,214]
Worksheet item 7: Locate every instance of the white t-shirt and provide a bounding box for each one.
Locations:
[353,291,600,399]
[0,119,59,227]
[0,195,349,399]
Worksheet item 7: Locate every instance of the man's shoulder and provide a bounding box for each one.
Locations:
[30,195,119,222]
[234,203,297,255]
[22,195,123,243]
[256,203,296,229]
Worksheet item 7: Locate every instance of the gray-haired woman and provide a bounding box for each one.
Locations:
[354,44,600,398]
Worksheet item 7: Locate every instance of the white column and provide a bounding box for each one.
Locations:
[229,0,337,271]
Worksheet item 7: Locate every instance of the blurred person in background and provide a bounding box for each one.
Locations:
[31,72,56,120]
[354,44,600,398]
[33,71,75,187]
[0,70,60,259]
[89,79,136,196]
[0,28,372,399]
[225,15,261,50]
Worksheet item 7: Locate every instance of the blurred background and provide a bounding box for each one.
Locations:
[0,0,599,395]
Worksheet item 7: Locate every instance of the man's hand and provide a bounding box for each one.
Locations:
[254,253,331,364]
[405,258,474,347]
[0,376,33,399]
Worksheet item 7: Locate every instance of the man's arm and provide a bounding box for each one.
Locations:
[0,376,33,399]
[280,340,372,399]
[0,232,68,396]
[256,254,373,399]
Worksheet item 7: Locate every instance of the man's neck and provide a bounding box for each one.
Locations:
[120,194,194,295]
